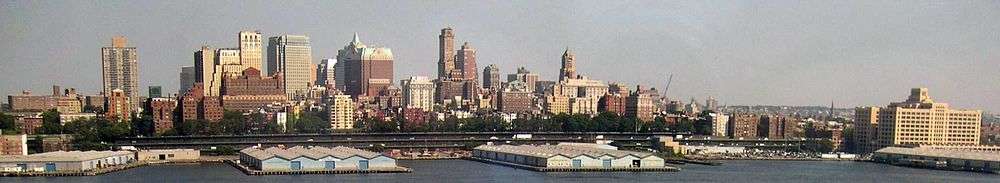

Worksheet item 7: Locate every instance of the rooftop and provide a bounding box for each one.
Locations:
[241,146,384,160]
[875,147,1000,162]
[0,151,132,163]
[474,144,654,159]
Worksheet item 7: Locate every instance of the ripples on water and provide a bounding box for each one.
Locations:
[3,160,997,183]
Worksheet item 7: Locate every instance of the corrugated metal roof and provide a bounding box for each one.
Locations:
[242,146,385,160]
[0,151,132,163]
[875,147,1000,162]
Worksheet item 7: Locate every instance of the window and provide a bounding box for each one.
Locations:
[325,161,336,170]
[291,161,302,170]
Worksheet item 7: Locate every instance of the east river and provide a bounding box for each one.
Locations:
[3,160,997,182]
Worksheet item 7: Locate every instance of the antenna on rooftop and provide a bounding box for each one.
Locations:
[663,74,673,99]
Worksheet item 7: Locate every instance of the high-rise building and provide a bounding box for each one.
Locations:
[728,113,760,138]
[499,81,534,114]
[401,76,435,112]
[104,89,131,122]
[193,46,222,96]
[267,35,313,98]
[708,113,730,137]
[239,30,263,72]
[483,64,501,90]
[101,36,140,111]
[438,27,456,79]
[507,67,539,93]
[853,88,982,153]
[336,33,394,97]
[329,94,355,130]
[559,48,577,82]
[456,42,477,80]
[759,115,799,139]
[148,86,163,98]
[317,58,337,88]
[179,66,196,95]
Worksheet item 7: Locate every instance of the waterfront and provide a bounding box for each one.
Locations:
[2,160,996,183]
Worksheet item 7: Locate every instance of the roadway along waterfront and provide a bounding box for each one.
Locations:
[1,160,996,182]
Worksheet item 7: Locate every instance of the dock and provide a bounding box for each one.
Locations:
[224,160,411,176]
[466,157,680,172]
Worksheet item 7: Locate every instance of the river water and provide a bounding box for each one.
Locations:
[3,160,997,182]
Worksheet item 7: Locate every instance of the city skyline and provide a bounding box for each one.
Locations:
[2,1,999,112]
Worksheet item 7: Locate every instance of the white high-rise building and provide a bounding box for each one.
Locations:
[239,30,263,72]
[402,76,436,112]
[267,35,313,99]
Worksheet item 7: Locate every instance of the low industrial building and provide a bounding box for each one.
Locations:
[873,147,999,173]
[136,149,200,162]
[0,151,135,173]
[238,146,401,172]
[472,144,666,170]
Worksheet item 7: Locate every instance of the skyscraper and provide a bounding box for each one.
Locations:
[853,88,982,153]
[193,46,222,96]
[559,48,577,81]
[317,58,337,88]
[507,67,539,94]
[239,30,263,72]
[267,35,313,98]
[456,42,477,80]
[336,33,394,97]
[483,64,501,90]
[179,66,196,95]
[101,36,140,111]
[438,27,456,79]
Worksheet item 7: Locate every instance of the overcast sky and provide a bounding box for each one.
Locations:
[1,0,998,112]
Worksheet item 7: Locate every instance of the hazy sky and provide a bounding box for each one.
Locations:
[2,0,998,112]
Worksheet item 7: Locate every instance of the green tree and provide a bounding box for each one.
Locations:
[130,114,155,137]
[0,112,19,134]
[37,109,63,134]
[294,113,327,133]
[220,110,246,135]
[801,139,835,153]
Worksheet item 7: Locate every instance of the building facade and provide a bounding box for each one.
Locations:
[104,89,131,122]
[329,94,355,130]
[854,88,982,154]
[401,76,435,112]
[101,36,140,111]
[728,113,760,138]
[221,68,287,112]
[147,98,176,134]
[239,30,263,72]
[267,35,313,99]
[483,64,501,91]
[337,34,394,97]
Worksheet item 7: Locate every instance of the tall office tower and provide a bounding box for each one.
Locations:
[179,66,196,95]
[455,42,477,80]
[148,86,163,98]
[217,48,243,77]
[853,88,982,154]
[333,58,346,90]
[438,27,456,79]
[336,33,394,97]
[104,89,131,122]
[507,67,539,93]
[559,48,577,81]
[101,36,140,111]
[267,35,313,98]
[239,30,263,72]
[194,46,223,96]
[401,76,436,112]
[317,58,337,87]
[483,64,501,90]
[328,94,355,130]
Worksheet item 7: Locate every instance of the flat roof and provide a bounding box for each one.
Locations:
[0,151,132,163]
[474,144,655,159]
[241,146,384,160]
[875,147,1000,162]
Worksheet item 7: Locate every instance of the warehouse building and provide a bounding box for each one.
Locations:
[473,144,665,169]
[0,151,135,172]
[136,149,200,162]
[873,147,999,173]
[239,146,399,172]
